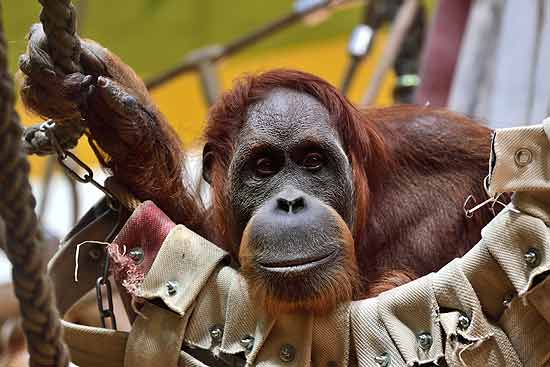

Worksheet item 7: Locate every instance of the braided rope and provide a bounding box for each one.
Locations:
[38,0,81,74]
[22,0,85,155]
[0,3,69,366]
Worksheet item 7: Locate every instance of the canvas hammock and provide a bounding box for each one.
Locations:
[44,120,550,367]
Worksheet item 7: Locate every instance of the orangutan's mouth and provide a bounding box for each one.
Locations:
[257,250,337,273]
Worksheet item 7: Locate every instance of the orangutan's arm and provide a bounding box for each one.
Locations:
[20,26,204,232]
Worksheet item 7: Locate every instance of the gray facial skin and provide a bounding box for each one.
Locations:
[227,88,355,244]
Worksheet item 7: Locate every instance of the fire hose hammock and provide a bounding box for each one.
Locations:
[1,1,550,366]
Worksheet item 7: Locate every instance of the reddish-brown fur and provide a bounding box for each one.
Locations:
[203,70,495,296]
[21,47,497,299]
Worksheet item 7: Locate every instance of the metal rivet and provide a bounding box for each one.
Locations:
[417,332,433,350]
[457,313,471,330]
[524,248,540,267]
[514,148,533,166]
[128,247,144,264]
[165,280,178,296]
[279,344,296,363]
[209,325,223,342]
[239,335,254,352]
[374,352,390,367]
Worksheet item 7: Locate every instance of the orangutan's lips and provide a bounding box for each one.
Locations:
[258,250,336,273]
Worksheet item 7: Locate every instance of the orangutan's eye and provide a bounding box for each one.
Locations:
[254,157,277,177]
[302,152,324,170]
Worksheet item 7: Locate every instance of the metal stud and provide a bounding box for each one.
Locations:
[417,332,433,351]
[514,148,533,166]
[128,247,144,264]
[524,248,540,267]
[209,325,223,342]
[279,344,296,363]
[374,352,390,367]
[165,280,178,296]
[457,313,471,331]
[239,335,254,352]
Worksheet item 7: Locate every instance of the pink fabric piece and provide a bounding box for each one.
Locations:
[108,200,175,295]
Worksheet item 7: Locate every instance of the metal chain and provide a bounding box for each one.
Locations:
[95,253,117,330]
[41,120,117,203]
[41,120,119,329]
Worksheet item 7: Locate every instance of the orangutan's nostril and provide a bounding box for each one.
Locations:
[276,198,291,213]
[276,196,306,214]
[290,197,305,213]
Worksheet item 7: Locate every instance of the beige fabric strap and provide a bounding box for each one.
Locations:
[489,118,550,195]
[434,259,522,367]
[50,206,550,367]
[47,211,230,367]
[499,278,550,367]
[481,196,550,296]
[459,244,514,321]
[125,302,191,367]
[137,225,228,315]
[524,275,550,325]
[377,275,443,365]
[62,321,128,367]
[351,298,407,367]
[47,122,550,367]
[177,352,209,366]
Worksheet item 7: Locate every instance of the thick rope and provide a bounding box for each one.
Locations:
[22,0,84,155]
[0,3,69,366]
[38,0,81,74]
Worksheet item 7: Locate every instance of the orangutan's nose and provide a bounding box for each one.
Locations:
[276,196,305,214]
[274,187,308,215]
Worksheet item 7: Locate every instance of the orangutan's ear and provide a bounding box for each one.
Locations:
[202,143,214,185]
